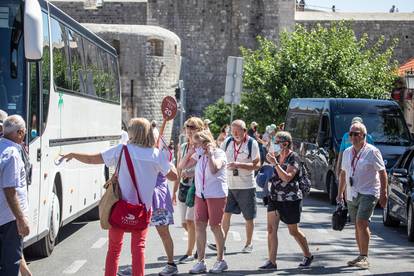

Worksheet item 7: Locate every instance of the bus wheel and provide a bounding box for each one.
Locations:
[328,174,337,205]
[29,187,61,257]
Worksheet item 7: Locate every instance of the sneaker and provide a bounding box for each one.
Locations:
[241,244,253,253]
[117,266,132,276]
[178,255,194,264]
[347,255,365,266]
[353,256,369,269]
[258,260,277,270]
[159,264,178,276]
[189,260,207,274]
[209,260,228,274]
[207,243,226,252]
[298,255,314,268]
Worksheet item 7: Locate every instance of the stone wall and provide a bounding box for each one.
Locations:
[83,24,181,139]
[52,0,147,25]
[147,0,295,116]
[296,12,414,64]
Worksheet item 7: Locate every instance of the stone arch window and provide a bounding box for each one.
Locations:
[147,38,164,57]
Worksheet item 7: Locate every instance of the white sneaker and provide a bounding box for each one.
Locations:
[159,264,178,276]
[209,260,228,274]
[241,244,253,253]
[189,260,207,274]
[117,266,132,276]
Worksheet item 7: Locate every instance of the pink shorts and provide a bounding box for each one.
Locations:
[194,196,227,226]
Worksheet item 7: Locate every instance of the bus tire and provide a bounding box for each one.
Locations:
[28,186,61,257]
[328,174,337,205]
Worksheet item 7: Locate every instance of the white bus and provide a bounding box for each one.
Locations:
[0,0,121,256]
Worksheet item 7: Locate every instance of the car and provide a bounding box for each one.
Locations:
[285,98,412,204]
[383,147,414,242]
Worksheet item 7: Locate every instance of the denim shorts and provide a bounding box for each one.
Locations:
[150,208,174,226]
[347,193,378,222]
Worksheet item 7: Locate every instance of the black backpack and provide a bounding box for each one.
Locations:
[298,161,311,196]
[224,136,254,159]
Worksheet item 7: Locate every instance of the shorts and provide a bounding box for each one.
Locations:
[194,196,226,226]
[150,208,174,226]
[225,188,257,220]
[267,199,302,225]
[347,193,378,222]
[178,200,195,223]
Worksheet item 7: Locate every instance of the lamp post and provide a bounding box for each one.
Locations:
[406,70,414,90]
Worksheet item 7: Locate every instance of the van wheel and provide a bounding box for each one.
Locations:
[407,201,414,242]
[28,186,60,257]
[328,175,337,205]
[382,199,400,227]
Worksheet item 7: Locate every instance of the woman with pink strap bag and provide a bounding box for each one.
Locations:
[62,118,177,276]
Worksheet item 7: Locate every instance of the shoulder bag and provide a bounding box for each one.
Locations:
[98,146,124,230]
[109,145,152,232]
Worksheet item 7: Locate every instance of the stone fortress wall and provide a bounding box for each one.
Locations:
[296,12,414,64]
[51,0,414,128]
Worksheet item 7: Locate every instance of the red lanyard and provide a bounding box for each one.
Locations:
[351,143,366,177]
[201,155,208,193]
[233,135,246,161]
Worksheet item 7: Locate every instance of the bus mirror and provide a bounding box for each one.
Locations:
[24,0,43,60]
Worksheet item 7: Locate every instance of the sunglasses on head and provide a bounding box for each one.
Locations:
[349,131,362,137]
[186,124,197,130]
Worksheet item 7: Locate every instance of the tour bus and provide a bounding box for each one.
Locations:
[285,98,412,204]
[0,0,121,256]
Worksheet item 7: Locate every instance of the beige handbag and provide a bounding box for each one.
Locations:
[98,147,124,229]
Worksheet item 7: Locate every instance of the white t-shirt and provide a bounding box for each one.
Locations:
[0,138,28,226]
[341,143,385,200]
[193,148,228,198]
[221,137,260,189]
[101,144,172,210]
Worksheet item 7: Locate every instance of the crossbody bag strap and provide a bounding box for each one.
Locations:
[123,145,143,204]
[114,146,125,176]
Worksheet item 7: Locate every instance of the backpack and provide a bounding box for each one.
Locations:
[224,136,254,159]
[297,161,311,196]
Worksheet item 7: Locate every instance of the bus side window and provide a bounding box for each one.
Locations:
[50,18,71,91]
[42,11,50,132]
[67,29,85,93]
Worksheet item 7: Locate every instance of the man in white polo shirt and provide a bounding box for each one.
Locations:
[209,119,260,253]
[337,122,387,269]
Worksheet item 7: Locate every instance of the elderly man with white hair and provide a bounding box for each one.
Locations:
[0,115,30,276]
[337,121,387,270]
[0,109,8,136]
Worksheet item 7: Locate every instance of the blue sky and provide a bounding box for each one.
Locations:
[305,0,413,12]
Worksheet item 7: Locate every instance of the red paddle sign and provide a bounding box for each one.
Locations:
[161,96,178,121]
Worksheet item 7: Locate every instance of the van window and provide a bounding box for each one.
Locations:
[333,107,411,146]
[287,114,320,143]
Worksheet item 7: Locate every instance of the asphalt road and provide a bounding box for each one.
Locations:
[27,190,414,276]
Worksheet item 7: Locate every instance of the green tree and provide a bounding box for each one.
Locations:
[204,22,399,136]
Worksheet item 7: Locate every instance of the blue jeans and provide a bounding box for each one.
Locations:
[0,220,23,276]
[256,164,274,198]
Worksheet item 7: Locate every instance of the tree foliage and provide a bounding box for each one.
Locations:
[203,22,399,136]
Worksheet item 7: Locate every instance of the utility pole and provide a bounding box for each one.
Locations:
[178,80,185,130]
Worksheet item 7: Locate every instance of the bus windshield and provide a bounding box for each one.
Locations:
[0,0,26,118]
[333,107,412,146]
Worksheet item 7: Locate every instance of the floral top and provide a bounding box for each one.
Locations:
[270,151,302,201]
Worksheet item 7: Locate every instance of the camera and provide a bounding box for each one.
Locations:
[233,169,239,176]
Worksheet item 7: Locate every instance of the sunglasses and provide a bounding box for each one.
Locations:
[349,131,362,137]
[186,124,197,130]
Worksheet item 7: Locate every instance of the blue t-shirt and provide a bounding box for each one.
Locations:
[339,132,374,152]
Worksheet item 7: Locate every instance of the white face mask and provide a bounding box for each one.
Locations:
[195,147,204,156]
[273,144,281,154]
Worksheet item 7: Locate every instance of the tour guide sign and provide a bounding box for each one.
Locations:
[157,96,178,146]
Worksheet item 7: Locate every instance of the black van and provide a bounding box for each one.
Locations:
[285,98,412,204]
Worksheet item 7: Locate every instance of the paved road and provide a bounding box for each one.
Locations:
[27,190,414,276]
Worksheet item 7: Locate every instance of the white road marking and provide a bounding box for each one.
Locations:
[253,230,267,241]
[357,269,372,275]
[311,225,329,234]
[62,260,87,274]
[91,237,107,249]
[228,230,241,241]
